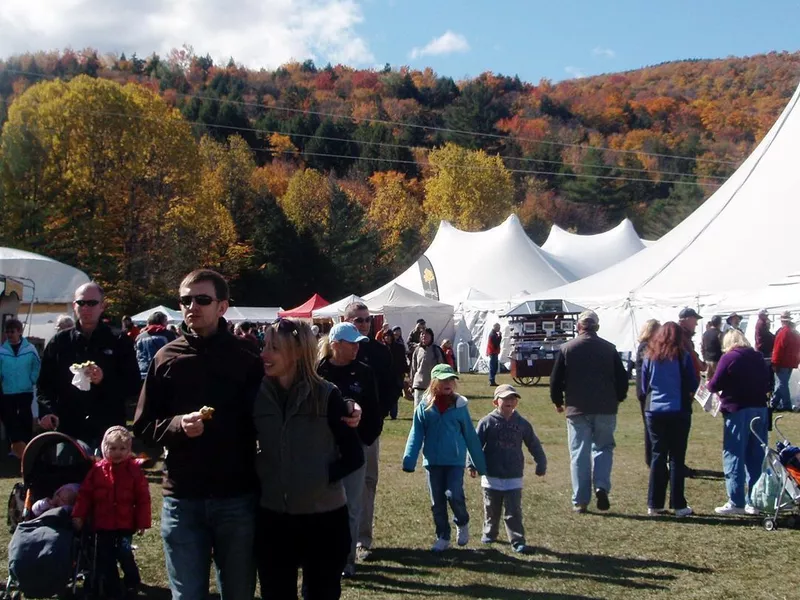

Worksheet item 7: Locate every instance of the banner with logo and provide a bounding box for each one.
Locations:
[418,255,440,301]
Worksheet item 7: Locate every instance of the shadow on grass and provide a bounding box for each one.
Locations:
[353,546,712,596]
[599,512,758,527]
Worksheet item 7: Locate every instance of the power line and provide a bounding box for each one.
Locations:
[0,66,744,168]
[36,103,730,182]
[11,104,722,187]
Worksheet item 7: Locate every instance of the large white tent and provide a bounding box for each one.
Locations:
[525,80,800,353]
[0,248,89,304]
[363,284,455,343]
[540,219,647,280]
[131,305,183,324]
[312,294,366,319]
[372,215,572,304]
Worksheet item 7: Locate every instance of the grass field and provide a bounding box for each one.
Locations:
[1,373,799,599]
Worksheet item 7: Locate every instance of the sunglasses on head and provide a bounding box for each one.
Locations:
[352,316,371,324]
[272,318,299,338]
[179,294,216,307]
[74,300,100,307]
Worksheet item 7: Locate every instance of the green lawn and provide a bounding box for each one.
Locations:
[1,373,799,599]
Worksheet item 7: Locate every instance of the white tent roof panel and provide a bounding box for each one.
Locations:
[0,248,90,303]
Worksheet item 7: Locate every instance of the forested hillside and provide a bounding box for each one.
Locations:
[1,48,798,313]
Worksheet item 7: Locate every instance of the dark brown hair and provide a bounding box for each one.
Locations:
[646,321,683,362]
[180,269,230,302]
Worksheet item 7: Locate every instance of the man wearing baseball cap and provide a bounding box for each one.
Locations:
[755,309,775,360]
[771,311,800,412]
[550,310,628,513]
[678,308,706,380]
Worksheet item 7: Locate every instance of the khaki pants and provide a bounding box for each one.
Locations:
[706,361,717,381]
[358,438,380,549]
[482,488,524,545]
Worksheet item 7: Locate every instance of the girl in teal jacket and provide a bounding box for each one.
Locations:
[403,364,486,552]
[0,319,41,457]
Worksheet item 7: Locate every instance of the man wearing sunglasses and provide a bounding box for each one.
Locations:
[344,302,395,562]
[134,269,264,600]
[37,282,141,451]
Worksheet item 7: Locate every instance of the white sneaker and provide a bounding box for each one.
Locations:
[456,525,469,546]
[715,501,746,516]
[745,504,760,515]
[647,508,667,516]
[431,538,450,552]
[674,507,693,518]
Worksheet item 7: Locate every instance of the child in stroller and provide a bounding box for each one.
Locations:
[72,426,151,599]
[4,431,97,599]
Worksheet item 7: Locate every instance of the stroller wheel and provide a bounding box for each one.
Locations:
[763,517,777,531]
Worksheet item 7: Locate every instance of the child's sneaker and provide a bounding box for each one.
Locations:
[480,534,495,544]
[714,501,745,516]
[674,506,693,518]
[512,542,527,553]
[431,538,450,552]
[456,525,469,546]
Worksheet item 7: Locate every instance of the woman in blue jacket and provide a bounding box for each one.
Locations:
[638,321,698,517]
[0,319,41,458]
[403,364,486,552]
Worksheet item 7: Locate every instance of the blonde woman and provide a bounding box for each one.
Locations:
[635,319,660,466]
[707,329,772,516]
[254,319,364,599]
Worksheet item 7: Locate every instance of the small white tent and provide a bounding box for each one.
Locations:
[226,307,283,323]
[363,284,454,343]
[312,294,366,320]
[541,219,647,280]
[131,305,183,324]
[525,80,800,353]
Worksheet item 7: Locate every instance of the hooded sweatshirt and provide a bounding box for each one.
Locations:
[0,338,40,395]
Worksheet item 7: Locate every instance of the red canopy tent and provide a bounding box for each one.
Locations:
[277,294,330,318]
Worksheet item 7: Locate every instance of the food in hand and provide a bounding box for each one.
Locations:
[71,361,97,371]
[199,406,215,420]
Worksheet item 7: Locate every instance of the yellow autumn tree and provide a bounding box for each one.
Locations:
[423,143,514,231]
[279,168,331,236]
[367,171,424,265]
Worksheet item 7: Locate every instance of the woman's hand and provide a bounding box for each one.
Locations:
[342,401,362,428]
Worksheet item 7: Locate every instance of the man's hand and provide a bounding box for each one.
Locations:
[342,402,361,428]
[39,414,59,430]
[72,517,83,531]
[555,404,565,414]
[88,364,104,385]
[468,467,478,479]
[181,412,205,438]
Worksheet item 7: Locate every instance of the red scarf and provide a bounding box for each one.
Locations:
[434,394,454,414]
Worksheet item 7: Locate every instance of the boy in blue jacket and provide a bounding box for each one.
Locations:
[470,384,546,553]
[403,364,486,552]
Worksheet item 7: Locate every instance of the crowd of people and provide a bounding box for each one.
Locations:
[1,270,799,599]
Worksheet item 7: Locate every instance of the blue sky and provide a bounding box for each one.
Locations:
[1,0,798,83]
[363,0,800,82]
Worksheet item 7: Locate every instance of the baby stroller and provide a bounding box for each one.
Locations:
[750,415,800,531]
[3,432,97,599]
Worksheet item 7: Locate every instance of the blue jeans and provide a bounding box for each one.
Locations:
[426,466,468,540]
[723,407,768,507]
[566,414,617,506]
[161,494,257,600]
[488,354,499,384]
[772,368,793,410]
[646,413,691,510]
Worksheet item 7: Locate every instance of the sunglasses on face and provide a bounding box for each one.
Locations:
[74,300,101,307]
[352,316,371,324]
[179,294,216,307]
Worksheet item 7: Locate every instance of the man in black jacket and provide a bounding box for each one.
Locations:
[133,269,263,600]
[344,302,393,561]
[37,282,140,450]
[550,310,628,514]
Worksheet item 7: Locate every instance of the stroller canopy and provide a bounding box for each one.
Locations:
[21,432,94,500]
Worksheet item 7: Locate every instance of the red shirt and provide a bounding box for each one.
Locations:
[72,458,151,531]
[772,326,800,369]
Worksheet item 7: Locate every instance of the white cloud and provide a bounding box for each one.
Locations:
[0,0,375,68]
[592,46,616,59]
[565,66,586,79]
[409,30,469,60]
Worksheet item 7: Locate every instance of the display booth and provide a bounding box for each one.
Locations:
[504,299,585,386]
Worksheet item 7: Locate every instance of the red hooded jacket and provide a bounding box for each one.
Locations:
[72,458,151,531]
[772,325,800,369]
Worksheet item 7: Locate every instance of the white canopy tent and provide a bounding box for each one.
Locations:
[0,248,89,304]
[312,294,366,320]
[226,306,283,324]
[370,215,572,304]
[131,305,183,324]
[363,284,455,344]
[523,80,800,353]
[540,219,647,280]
